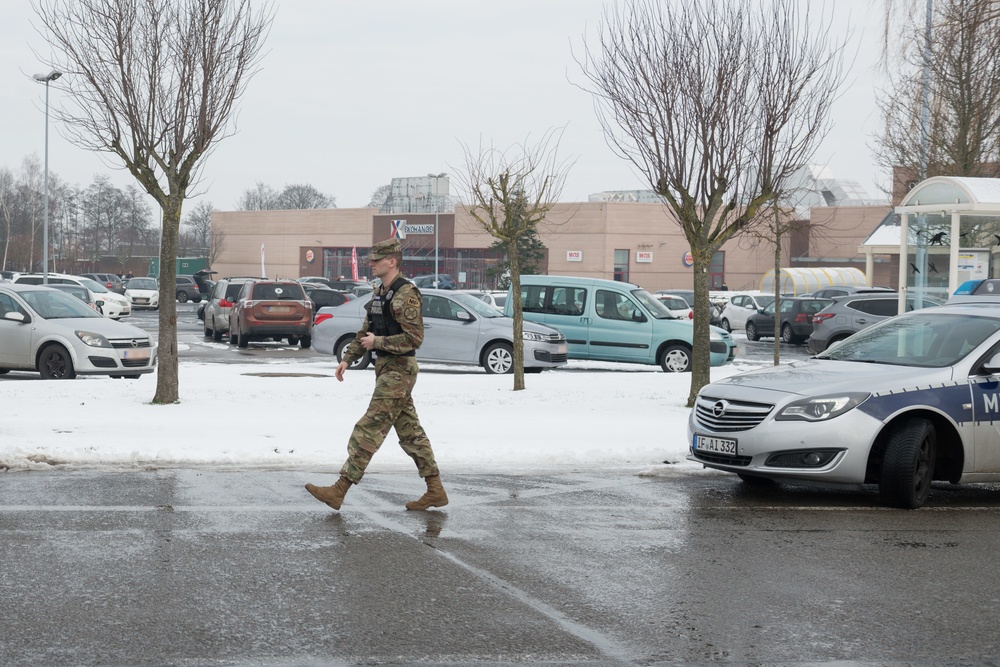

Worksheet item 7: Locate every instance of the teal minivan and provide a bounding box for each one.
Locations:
[503,275,736,372]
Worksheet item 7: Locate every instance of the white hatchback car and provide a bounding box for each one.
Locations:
[0,283,155,379]
[718,292,775,332]
[124,276,159,310]
[14,273,132,319]
[688,301,1000,508]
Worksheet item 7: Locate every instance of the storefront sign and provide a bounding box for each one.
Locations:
[405,224,435,235]
[305,249,315,263]
[567,250,583,262]
[683,251,694,267]
[636,251,652,263]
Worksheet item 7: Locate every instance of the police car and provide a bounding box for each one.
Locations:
[687,297,1000,508]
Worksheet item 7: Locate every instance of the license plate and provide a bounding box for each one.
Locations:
[555,343,567,354]
[122,349,150,360]
[268,306,291,313]
[693,434,737,456]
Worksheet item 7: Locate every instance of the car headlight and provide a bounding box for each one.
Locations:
[775,392,870,422]
[522,331,548,342]
[76,331,112,348]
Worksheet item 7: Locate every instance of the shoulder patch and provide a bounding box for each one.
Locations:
[403,306,419,321]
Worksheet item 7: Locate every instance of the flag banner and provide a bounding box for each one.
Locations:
[390,219,407,239]
[260,243,266,279]
[351,245,359,281]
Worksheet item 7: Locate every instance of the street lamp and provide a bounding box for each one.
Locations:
[428,173,446,285]
[33,69,62,285]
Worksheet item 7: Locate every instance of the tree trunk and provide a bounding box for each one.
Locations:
[773,222,782,366]
[508,241,524,391]
[152,197,182,404]
[687,252,713,407]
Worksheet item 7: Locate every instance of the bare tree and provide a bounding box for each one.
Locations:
[276,183,335,209]
[183,200,214,253]
[34,0,273,404]
[368,183,392,210]
[457,129,572,391]
[237,181,280,210]
[876,0,1000,193]
[577,0,847,405]
[0,168,15,271]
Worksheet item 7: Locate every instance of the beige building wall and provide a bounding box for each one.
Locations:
[210,202,889,292]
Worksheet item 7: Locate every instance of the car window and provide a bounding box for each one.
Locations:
[16,276,42,285]
[423,295,458,320]
[754,295,776,309]
[803,299,831,314]
[521,285,548,313]
[79,278,109,293]
[547,286,586,316]
[852,299,896,317]
[630,289,674,320]
[659,297,688,310]
[225,283,243,301]
[252,283,305,300]
[20,290,102,319]
[595,289,640,321]
[448,291,504,318]
[0,293,26,317]
[129,278,157,290]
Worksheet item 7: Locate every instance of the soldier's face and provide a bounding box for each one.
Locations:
[371,256,397,280]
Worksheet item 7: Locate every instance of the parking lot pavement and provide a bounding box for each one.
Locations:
[4,468,1000,666]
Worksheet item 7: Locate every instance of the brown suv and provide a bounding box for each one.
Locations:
[228,280,313,348]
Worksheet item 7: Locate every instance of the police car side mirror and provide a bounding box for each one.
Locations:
[3,311,27,324]
[983,353,1000,374]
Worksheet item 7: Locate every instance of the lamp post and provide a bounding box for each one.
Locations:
[427,173,446,286]
[33,69,62,285]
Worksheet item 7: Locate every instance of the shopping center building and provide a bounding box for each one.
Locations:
[209,171,898,293]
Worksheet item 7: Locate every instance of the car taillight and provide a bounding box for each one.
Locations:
[106,282,113,289]
[220,298,234,307]
[794,314,810,323]
[315,313,333,326]
[812,313,835,325]
[687,310,694,319]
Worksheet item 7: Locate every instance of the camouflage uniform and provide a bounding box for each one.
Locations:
[338,275,439,484]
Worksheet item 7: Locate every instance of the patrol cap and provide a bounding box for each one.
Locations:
[367,238,401,260]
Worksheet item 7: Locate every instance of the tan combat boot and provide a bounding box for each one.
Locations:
[305,476,353,510]
[405,474,449,511]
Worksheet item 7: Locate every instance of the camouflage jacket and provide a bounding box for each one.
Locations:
[342,279,424,364]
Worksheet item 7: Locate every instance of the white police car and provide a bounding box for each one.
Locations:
[687,299,1000,508]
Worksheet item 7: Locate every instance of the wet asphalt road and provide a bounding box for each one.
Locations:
[5,306,999,665]
[3,467,1000,666]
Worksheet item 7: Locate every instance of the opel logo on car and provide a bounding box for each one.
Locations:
[130,339,139,348]
[712,400,729,417]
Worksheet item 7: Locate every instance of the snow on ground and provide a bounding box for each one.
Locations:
[0,357,767,474]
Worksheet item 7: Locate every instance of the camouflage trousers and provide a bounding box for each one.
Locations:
[340,355,439,484]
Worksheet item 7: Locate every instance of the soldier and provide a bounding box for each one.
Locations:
[305,238,448,511]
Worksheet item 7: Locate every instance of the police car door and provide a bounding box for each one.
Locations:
[969,344,1000,473]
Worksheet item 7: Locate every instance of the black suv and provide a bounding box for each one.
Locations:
[175,275,203,303]
[745,296,833,344]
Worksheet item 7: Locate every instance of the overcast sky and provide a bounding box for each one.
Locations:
[1,0,887,216]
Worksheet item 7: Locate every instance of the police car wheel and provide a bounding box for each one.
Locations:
[659,344,692,373]
[880,417,937,509]
[483,342,514,374]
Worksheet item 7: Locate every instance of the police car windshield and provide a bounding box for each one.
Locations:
[819,312,1000,368]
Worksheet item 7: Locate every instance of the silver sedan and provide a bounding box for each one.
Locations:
[312,289,568,374]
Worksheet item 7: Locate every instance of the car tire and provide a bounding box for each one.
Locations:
[192,296,202,303]
[300,336,312,349]
[880,417,937,509]
[204,326,213,338]
[483,342,514,374]
[659,344,692,373]
[229,330,238,345]
[720,318,732,333]
[38,344,76,380]
[0,369,9,375]
[176,291,188,303]
[745,321,759,341]
[212,328,224,342]
[238,327,249,348]
[336,337,371,370]
[287,337,299,346]
[780,323,796,344]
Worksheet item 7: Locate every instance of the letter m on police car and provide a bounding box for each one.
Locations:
[390,219,407,239]
[985,392,1000,414]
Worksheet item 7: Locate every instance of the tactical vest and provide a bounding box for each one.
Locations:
[368,275,416,357]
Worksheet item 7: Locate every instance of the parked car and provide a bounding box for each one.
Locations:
[807,292,945,354]
[0,283,155,379]
[175,275,204,303]
[506,275,736,372]
[202,278,257,341]
[745,297,833,344]
[718,292,776,332]
[325,279,370,292]
[656,294,694,320]
[301,283,350,312]
[124,277,159,310]
[228,279,313,348]
[687,301,1000,508]
[78,272,125,295]
[313,289,568,374]
[411,274,456,290]
[298,276,337,289]
[811,285,894,299]
[15,273,131,319]
[461,290,507,311]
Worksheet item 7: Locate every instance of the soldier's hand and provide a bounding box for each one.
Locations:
[335,361,349,382]
[360,332,376,350]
